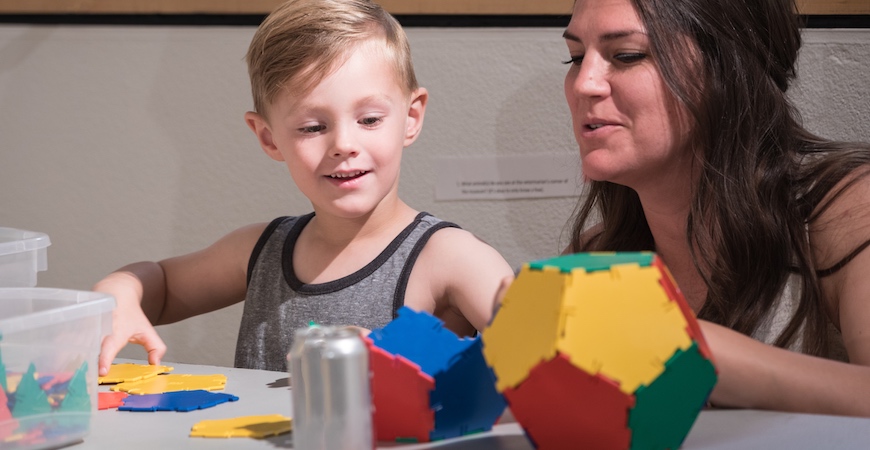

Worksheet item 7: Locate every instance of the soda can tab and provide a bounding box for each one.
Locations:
[288,325,373,449]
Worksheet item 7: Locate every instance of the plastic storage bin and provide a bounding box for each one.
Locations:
[0,228,51,287]
[0,288,114,449]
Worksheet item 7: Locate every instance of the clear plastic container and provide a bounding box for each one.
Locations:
[0,288,115,449]
[0,228,51,287]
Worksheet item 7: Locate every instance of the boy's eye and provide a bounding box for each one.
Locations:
[359,116,382,126]
[299,124,325,133]
[614,52,647,64]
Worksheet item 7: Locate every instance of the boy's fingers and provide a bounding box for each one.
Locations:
[490,276,514,319]
[98,334,123,376]
[139,331,167,366]
[98,329,167,375]
[496,276,513,300]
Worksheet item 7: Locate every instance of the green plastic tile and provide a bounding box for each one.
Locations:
[628,342,717,450]
[529,252,655,274]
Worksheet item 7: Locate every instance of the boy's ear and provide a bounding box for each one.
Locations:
[404,87,428,147]
[245,111,285,162]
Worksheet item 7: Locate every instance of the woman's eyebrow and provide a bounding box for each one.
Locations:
[563,29,581,42]
[562,29,647,43]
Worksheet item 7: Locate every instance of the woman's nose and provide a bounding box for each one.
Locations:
[571,55,611,98]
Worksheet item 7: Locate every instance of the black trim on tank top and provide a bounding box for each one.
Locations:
[246,216,289,287]
[283,212,432,295]
[391,221,461,318]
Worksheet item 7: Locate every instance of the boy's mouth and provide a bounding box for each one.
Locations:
[327,170,368,180]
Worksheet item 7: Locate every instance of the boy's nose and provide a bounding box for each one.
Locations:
[331,126,359,158]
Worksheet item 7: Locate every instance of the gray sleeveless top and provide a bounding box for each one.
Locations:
[234,212,458,371]
[751,273,849,362]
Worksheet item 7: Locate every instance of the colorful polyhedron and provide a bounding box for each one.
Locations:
[482,252,717,450]
[366,307,506,443]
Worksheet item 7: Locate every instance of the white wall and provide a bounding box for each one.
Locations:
[1,25,868,367]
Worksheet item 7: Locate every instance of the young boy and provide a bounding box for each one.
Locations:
[94,0,514,373]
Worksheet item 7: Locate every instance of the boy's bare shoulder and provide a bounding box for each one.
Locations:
[410,225,513,332]
[417,226,512,277]
[424,226,496,255]
[203,221,272,255]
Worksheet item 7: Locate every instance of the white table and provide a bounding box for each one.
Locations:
[71,360,870,449]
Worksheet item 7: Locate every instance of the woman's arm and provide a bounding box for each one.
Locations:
[701,320,870,416]
[707,170,870,417]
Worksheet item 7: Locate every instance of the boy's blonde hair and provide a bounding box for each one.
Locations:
[246,0,418,117]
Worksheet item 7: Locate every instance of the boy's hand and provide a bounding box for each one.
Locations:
[490,276,514,323]
[94,269,167,376]
[98,307,166,376]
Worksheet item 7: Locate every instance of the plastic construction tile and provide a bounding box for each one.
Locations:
[428,339,506,441]
[366,338,434,443]
[98,363,174,384]
[118,390,239,412]
[369,307,475,377]
[190,414,292,438]
[38,373,72,391]
[529,252,655,274]
[110,373,227,395]
[652,255,715,362]
[482,266,564,392]
[58,362,90,412]
[560,264,691,394]
[0,386,12,420]
[504,353,633,450]
[11,364,51,417]
[98,391,129,410]
[629,342,717,450]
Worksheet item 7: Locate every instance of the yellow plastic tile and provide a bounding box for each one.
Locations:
[559,264,691,394]
[110,373,227,395]
[98,363,174,384]
[190,414,293,438]
[482,265,569,391]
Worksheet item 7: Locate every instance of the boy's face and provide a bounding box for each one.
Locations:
[247,39,426,220]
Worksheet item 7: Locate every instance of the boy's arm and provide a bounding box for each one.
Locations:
[421,228,515,332]
[94,222,268,375]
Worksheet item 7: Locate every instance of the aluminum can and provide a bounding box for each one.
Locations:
[288,325,373,449]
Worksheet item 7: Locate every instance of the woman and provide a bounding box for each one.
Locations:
[562,0,870,415]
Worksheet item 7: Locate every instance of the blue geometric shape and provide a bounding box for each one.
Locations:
[369,307,506,442]
[429,338,506,441]
[118,390,238,412]
[369,307,476,377]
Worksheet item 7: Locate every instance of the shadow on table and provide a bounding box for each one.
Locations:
[378,433,531,450]
[267,377,290,388]
[262,431,294,448]
[259,431,531,449]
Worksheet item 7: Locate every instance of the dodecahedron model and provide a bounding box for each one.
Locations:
[366,307,506,442]
[482,252,717,450]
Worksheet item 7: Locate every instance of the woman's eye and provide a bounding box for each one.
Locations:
[360,116,382,126]
[614,53,647,64]
[562,55,584,65]
[299,124,325,134]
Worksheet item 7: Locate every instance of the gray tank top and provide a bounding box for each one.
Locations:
[234,212,458,371]
[751,273,849,362]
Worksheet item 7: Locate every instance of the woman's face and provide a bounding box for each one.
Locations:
[564,0,692,191]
